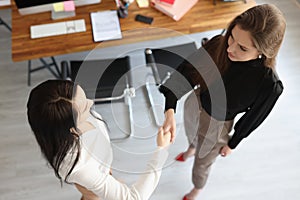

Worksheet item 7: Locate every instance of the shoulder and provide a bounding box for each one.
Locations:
[263,68,284,96]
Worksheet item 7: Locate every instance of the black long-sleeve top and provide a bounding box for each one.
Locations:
[159,47,283,149]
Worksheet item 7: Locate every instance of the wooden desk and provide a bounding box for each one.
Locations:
[12,0,255,62]
[0,0,11,9]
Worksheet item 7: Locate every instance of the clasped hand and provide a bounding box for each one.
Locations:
[161,109,176,143]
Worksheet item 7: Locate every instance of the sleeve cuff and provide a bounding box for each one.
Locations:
[228,136,240,149]
[164,92,178,112]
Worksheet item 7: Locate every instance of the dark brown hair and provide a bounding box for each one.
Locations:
[204,4,286,73]
[27,80,80,184]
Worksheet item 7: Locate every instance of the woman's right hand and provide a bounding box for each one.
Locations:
[157,128,171,147]
[162,109,176,143]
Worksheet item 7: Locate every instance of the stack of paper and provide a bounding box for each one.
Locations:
[136,0,149,8]
[90,10,122,42]
[0,0,11,6]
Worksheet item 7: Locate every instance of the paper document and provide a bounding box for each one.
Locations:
[53,2,64,12]
[136,0,149,8]
[63,1,75,11]
[90,10,122,42]
[0,0,10,6]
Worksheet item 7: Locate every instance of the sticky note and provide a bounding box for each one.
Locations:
[136,0,149,8]
[53,2,64,12]
[64,1,75,12]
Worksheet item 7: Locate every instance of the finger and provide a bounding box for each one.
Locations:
[161,129,169,136]
[158,127,163,132]
[219,148,225,156]
[166,133,171,142]
[171,128,176,138]
[158,127,164,135]
[162,125,170,133]
[163,130,170,135]
[170,135,175,143]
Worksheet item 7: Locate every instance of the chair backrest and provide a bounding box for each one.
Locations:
[69,56,131,101]
[145,42,198,84]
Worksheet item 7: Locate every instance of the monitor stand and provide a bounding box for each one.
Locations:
[51,10,76,20]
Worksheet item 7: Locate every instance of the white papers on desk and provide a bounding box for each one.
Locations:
[0,0,11,6]
[90,10,122,42]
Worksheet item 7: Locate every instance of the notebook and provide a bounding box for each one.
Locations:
[150,0,198,21]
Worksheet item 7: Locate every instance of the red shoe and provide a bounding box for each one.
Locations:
[175,152,186,162]
[183,195,189,200]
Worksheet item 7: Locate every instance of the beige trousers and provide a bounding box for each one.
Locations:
[183,91,233,189]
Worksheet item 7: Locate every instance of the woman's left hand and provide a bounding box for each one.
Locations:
[219,145,232,157]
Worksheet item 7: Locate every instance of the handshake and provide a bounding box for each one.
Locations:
[156,127,172,148]
[156,109,176,148]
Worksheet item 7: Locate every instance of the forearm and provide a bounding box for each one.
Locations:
[165,109,174,118]
[81,149,169,200]
[132,148,169,200]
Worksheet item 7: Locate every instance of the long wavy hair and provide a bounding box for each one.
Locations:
[204,4,286,74]
[27,80,80,184]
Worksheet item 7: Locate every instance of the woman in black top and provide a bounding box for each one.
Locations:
[159,4,286,200]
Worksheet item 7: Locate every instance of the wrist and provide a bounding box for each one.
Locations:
[165,109,174,118]
[157,145,170,150]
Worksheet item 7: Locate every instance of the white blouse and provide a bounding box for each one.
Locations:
[59,112,169,200]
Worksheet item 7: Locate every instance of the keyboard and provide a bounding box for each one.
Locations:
[30,19,86,39]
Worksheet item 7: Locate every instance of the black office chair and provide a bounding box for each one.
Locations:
[61,56,135,139]
[0,17,11,31]
[28,57,60,86]
[144,42,198,126]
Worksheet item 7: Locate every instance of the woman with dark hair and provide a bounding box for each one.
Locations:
[27,79,171,200]
[159,4,286,200]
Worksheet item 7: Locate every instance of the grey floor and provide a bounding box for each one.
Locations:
[1,0,300,199]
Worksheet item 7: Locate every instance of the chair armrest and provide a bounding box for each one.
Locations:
[145,48,161,85]
[60,61,69,80]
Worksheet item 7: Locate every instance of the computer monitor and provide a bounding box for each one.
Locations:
[15,0,101,15]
